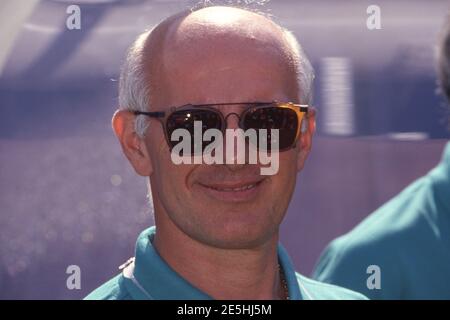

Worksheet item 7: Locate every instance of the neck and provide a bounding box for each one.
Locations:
[153,213,286,300]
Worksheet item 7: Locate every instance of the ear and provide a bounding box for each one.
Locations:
[112,110,153,176]
[296,108,316,172]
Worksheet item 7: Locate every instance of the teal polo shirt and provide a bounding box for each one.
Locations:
[85,226,366,300]
[313,142,450,299]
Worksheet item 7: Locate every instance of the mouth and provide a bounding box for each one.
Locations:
[197,179,266,202]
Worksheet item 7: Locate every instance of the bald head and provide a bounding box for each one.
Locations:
[120,5,314,136]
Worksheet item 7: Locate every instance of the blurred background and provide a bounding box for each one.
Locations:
[0,0,449,299]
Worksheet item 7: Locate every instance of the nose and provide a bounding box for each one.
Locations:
[222,110,249,169]
[224,112,240,130]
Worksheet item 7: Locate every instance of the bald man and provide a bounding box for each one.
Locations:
[85,5,366,300]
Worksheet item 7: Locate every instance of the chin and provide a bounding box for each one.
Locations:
[193,219,278,250]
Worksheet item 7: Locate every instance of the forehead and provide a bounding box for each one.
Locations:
[147,8,298,108]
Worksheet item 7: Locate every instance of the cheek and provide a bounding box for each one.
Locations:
[269,152,298,199]
[154,153,192,194]
[147,139,197,204]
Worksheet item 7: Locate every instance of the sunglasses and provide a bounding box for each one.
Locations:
[133,101,309,153]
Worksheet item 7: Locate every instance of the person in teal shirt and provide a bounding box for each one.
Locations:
[85,5,366,300]
[313,15,450,300]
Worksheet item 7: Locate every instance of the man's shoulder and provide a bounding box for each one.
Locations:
[319,171,438,255]
[315,162,449,267]
[84,273,132,300]
[311,204,409,298]
[311,169,446,298]
[295,273,368,300]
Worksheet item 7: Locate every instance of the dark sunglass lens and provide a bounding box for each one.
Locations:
[243,107,298,151]
[166,109,222,155]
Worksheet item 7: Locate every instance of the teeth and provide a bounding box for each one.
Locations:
[212,183,257,192]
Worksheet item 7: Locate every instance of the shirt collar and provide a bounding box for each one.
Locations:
[123,226,303,300]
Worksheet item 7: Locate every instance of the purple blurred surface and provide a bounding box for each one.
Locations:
[0,0,449,299]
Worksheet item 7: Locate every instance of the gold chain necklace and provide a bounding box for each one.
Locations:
[279,264,290,300]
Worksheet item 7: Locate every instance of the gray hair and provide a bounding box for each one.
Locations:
[437,12,450,105]
[118,8,315,137]
[118,29,153,137]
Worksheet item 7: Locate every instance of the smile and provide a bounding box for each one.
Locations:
[197,179,265,202]
[209,183,258,192]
